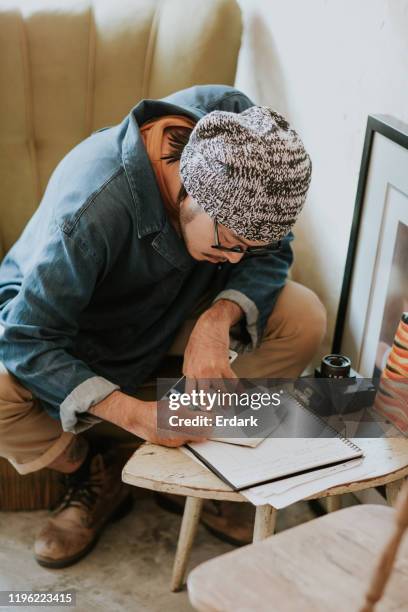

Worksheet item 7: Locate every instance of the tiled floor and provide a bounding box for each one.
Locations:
[0,492,351,612]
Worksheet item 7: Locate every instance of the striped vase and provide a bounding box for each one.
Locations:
[374,313,408,434]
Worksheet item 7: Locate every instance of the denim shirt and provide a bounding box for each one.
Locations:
[0,84,293,432]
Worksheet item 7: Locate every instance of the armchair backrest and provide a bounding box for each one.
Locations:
[0,0,242,258]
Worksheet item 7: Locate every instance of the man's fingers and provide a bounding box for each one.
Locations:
[184,375,197,398]
[209,367,237,394]
[159,402,213,439]
[200,377,212,409]
[159,438,189,448]
[223,367,238,379]
[223,373,245,395]
[157,431,209,447]
[159,434,209,448]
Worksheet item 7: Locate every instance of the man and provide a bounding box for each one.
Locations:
[0,84,326,567]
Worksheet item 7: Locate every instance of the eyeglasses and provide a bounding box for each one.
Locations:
[211,218,281,258]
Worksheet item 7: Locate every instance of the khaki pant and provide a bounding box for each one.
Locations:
[0,281,326,475]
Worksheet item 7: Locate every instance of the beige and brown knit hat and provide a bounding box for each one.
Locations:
[179,106,312,242]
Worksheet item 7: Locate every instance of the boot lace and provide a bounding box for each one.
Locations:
[54,463,104,514]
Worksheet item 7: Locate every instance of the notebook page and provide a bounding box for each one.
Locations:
[186,437,363,490]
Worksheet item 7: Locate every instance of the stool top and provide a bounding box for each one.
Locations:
[122,442,246,501]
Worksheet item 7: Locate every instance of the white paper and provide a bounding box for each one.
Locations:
[242,458,364,508]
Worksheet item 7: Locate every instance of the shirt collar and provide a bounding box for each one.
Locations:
[121,98,204,272]
[121,98,204,239]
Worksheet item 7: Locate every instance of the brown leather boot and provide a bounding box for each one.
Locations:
[34,448,132,568]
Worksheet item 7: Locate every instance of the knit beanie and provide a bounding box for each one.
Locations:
[179,106,312,242]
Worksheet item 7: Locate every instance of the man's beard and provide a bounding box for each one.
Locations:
[178,205,226,263]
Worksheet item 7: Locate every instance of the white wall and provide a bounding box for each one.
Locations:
[236,0,408,356]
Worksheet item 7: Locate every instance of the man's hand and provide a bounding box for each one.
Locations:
[88,391,207,447]
[183,299,243,380]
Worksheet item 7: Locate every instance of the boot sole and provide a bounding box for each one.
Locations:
[34,491,133,569]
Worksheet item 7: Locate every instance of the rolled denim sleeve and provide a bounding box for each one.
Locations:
[0,223,119,432]
[212,232,294,352]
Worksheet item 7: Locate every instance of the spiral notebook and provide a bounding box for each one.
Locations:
[185,395,363,491]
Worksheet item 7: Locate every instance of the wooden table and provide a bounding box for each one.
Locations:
[122,438,408,591]
[187,503,408,611]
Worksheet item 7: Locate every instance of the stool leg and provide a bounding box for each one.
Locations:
[385,478,404,507]
[326,494,342,513]
[171,496,203,592]
[253,505,277,542]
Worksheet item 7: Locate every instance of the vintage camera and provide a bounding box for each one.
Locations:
[294,354,377,417]
[315,354,353,379]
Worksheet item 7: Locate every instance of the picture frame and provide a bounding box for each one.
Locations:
[332,115,408,377]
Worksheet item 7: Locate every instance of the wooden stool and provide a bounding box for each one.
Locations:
[122,443,276,591]
[122,438,408,591]
[187,485,408,611]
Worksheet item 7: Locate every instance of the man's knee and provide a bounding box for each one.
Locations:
[0,370,34,435]
[293,282,327,347]
[266,280,327,353]
[0,370,71,474]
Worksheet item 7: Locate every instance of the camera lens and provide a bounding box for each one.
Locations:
[320,354,351,378]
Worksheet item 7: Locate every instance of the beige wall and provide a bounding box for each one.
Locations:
[236,0,408,356]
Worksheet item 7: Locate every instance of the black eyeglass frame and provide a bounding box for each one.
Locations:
[211,218,281,257]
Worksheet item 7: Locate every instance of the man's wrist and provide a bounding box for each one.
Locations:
[201,298,244,328]
[88,390,140,429]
